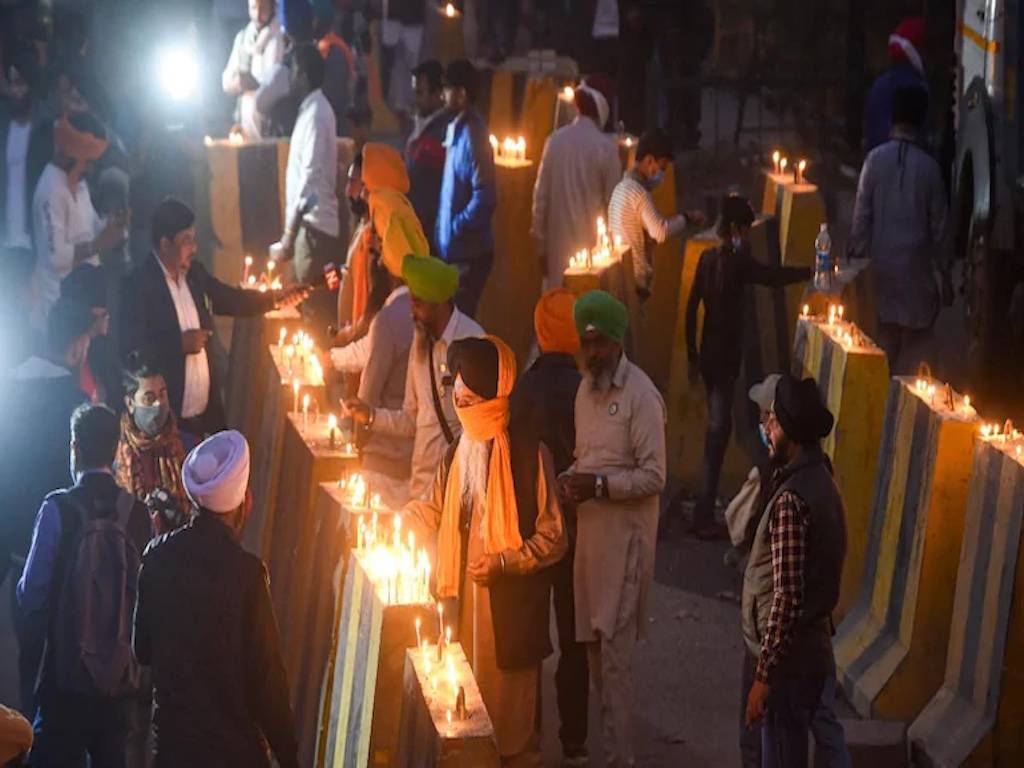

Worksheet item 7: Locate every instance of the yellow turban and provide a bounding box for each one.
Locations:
[534,288,579,354]
[370,189,429,276]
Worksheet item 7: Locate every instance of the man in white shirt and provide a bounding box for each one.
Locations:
[277,42,340,343]
[531,76,621,289]
[28,112,126,332]
[222,0,286,140]
[345,255,482,501]
[120,198,308,439]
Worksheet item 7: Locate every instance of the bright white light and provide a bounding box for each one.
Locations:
[157,46,199,102]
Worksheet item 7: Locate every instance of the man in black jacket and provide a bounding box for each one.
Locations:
[133,430,298,768]
[684,195,811,540]
[509,288,587,767]
[119,198,308,438]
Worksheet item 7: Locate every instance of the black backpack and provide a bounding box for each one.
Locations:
[50,489,141,698]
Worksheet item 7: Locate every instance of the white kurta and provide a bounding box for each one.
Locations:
[222,17,286,140]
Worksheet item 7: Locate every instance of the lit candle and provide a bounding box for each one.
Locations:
[394,513,402,551]
[837,304,845,321]
[247,275,256,287]
[243,255,252,284]
[561,84,574,101]
[779,157,788,176]
[489,134,498,155]
[772,150,781,174]
[302,393,310,432]
[516,136,526,162]
[415,617,422,649]
[445,2,456,18]
[278,327,287,352]
[293,378,300,413]
[796,159,807,184]
[328,413,338,449]
[437,603,444,643]
[801,304,810,318]
[963,395,971,414]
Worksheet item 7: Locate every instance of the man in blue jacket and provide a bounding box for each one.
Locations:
[435,59,496,319]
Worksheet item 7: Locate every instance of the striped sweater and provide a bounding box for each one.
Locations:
[608,171,687,290]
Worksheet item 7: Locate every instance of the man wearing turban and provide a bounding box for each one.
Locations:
[509,288,589,765]
[345,254,482,501]
[743,375,846,767]
[405,335,567,766]
[558,290,666,768]
[364,142,430,277]
[133,431,299,768]
[28,111,126,332]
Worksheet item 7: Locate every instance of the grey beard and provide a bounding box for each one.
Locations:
[456,436,490,516]
[588,369,614,392]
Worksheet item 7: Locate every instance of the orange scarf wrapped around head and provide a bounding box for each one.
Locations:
[436,336,523,598]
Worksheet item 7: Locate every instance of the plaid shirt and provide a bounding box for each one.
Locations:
[755,490,811,684]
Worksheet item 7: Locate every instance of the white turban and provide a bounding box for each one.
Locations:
[576,83,609,131]
[182,430,251,513]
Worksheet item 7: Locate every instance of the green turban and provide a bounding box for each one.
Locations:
[402,255,459,304]
[574,290,628,343]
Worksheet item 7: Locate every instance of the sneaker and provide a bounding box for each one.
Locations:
[562,745,589,767]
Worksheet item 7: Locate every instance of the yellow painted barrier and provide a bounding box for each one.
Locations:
[320,551,434,768]
[760,170,789,216]
[909,435,1024,766]
[635,162,683,392]
[394,644,500,767]
[835,377,979,721]
[793,315,889,621]
[244,344,326,560]
[777,180,826,344]
[477,160,540,369]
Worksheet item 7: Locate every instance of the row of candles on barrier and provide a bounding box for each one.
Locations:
[342,474,475,729]
[568,216,623,271]
[489,134,528,165]
[278,328,322,380]
[799,302,870,351]
[242,256,282,291]
[770,151,809,185]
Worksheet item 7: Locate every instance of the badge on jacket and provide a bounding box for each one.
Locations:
[609,402,619,415]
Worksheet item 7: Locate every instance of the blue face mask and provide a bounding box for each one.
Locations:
[758,423,771,449]
[646,169,665,190]
[731,235,743,252]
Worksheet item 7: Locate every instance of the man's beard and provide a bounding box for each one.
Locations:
[348,196,368,219]
[586,360,614,391]
[457,436,490,515]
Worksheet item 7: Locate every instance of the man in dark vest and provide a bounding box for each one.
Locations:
[743,374,847,768]
[509,289,588,767]
[403,335,567,765]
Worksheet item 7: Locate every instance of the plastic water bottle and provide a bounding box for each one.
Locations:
[814,224,832,290]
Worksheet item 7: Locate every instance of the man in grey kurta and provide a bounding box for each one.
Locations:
[849,84,951,375]
[559,291,666,768]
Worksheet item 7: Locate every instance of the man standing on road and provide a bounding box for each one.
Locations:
[531,76,620,290]
[344,255,482,501]
[133,430,298,767]
[405,60,451,250]
[435,59,496,318]
[743,375,847,768]
[510,288,588,767]
[849,85,951,375]
[559,290,666,768]
[222,0,286,140]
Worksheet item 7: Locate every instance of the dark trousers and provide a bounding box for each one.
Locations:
[694,374,735,529]
[552,541,588,750]
[31,690,136,768]
[453,252,493,320]
[876,321,933,377]
[295,224,344,346]
[761,675,826,768]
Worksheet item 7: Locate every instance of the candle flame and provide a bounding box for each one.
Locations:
[327,413,338,430]
[244,255,253,266]
[562,85,574,101]
[247,275,256,286]
[445,2,456,17]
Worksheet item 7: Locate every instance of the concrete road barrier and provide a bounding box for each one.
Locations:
[835,377,979,721]
[909,436,1024,766]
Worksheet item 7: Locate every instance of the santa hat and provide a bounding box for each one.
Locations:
[889,17,926,73]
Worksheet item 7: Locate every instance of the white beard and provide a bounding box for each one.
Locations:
[588,369,614,392]
[457,436,490,515]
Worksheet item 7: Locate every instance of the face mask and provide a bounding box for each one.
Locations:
[349,196,368,219]
[133,402,169,437]
[645,170,665,190]
[758,423,771,449]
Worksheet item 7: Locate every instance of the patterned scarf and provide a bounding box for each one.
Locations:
[115,410,189,517]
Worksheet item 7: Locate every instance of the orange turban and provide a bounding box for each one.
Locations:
[534,288,580,354]
[436,335,528,599]
[362,142,410,194]
[54,117,108,163]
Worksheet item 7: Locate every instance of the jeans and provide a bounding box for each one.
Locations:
[31,690,136,768]
[552,540,588,752]
[453,252,493,320]
[694,375,735,529]
[740,654,851,768]
[761,675,825,768]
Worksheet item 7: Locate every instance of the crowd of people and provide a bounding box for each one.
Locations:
[0,1,956,767]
